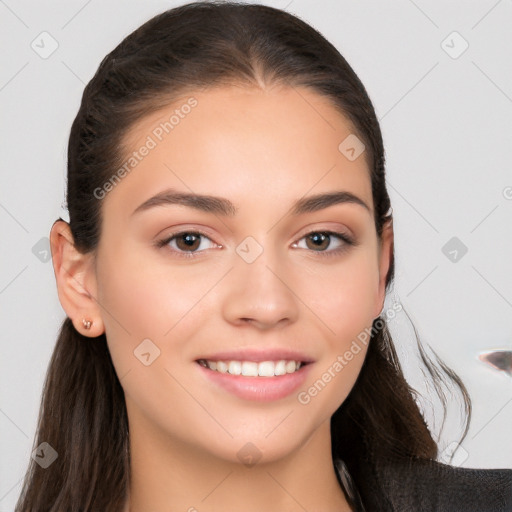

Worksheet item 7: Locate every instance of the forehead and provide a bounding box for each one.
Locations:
[103,85,373,219]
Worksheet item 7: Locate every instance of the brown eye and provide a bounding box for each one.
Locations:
[174,233,202,252]
[156,230,217,258]
[293,230,356,258]
[305,232,330,251]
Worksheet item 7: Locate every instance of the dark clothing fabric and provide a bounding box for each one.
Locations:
[334,457,512,512]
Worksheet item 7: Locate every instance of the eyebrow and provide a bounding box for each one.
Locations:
[131,188,370,217]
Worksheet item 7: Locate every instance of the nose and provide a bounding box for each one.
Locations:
[221,246,300,330]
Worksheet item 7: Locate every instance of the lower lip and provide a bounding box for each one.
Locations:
[196,362,313,402]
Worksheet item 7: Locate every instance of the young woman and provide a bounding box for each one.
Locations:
[15,2,512,511]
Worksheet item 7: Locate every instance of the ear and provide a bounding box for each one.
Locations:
[374,217,394,319]
[49,220,105,337]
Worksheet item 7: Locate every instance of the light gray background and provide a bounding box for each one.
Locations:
[1,0,511,509]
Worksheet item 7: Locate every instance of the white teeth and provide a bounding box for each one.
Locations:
[274,360,286,375]
[258,361,275,377]
[228,361,242,375]
[242,361,259,377]
[200,359,303,377]
[285,360,297,373]
[216,361,228,373]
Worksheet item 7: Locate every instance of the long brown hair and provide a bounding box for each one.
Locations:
[16,2,471,510]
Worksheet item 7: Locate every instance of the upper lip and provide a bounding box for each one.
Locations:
[195,348,315,364]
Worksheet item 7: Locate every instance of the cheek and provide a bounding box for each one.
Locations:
[94,244,219,369]
[96,242,191,332]
[299,249,380,339]
[295,251,378,407]
[94,248,209,437]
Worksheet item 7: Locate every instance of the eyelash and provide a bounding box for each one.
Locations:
[155,229,356,259]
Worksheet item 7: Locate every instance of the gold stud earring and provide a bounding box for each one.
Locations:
[82,318,92,330]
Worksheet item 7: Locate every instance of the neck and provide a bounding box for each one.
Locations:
[123,416,352,512]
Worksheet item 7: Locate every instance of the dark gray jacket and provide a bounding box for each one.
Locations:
[335,458,512,511]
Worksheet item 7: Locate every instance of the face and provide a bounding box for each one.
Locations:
[88,85,392,464]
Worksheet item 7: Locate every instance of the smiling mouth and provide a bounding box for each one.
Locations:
[196,359,310,377]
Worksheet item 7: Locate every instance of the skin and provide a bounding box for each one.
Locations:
[50,84,393,512]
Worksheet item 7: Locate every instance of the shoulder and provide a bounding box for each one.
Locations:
[336,457,512,512]
[380,457,512,512]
